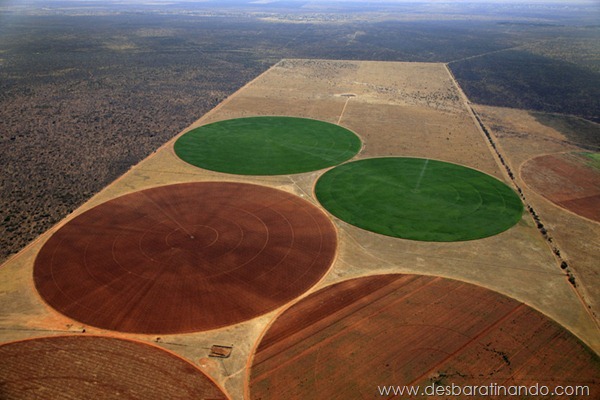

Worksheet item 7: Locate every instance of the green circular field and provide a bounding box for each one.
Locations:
[174,116,362,175]
[315,157,523,242]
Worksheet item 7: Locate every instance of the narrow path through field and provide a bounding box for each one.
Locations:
[414,159,429,191]
[446,45,525,64]
[280,25,312,51]
[337,96,352,125]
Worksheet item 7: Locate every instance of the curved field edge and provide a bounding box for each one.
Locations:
[315,157,523,241]
[249,274,600,400]
[173,116,362,175]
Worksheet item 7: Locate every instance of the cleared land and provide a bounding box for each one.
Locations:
[0,335,227,399]
[249,274,600,399]
[2,4,598,261]
[1,60,598,399]
[33,182,336,334]
[315,157,523,241]
[521,152,600,222]
[473,105,600,317]
[174,116,361,175]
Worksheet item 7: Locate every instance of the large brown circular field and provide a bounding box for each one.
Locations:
[249,274,600,399]
[0,335,228,399]
[521,152,600,222]
[34,182,337,334]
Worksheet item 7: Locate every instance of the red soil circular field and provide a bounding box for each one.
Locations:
[34,182,337,334]
[0,335,228,399]
[249,274,600,399]
[521,152,600,222]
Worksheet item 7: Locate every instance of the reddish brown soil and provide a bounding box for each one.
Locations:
[0,335,227,399]
[521,153,600,222]
[249,275,600,399]
[33,182,337,334]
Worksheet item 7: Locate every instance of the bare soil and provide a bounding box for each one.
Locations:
[521,152,600,222]
[1,60,598,400]
[249,274,600,399]
[33,182,336,334]
[0,335,228,399]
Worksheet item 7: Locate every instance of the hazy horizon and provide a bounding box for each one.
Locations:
[3,0,598,4]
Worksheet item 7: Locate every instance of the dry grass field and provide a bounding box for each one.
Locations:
[0,60,598,399]
[473,105,600,324]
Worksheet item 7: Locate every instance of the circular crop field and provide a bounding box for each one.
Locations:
[249,274,600,399]
[0,336,228,399]
[521,152,600,222]
[174,116,361,175]
[34,182,337,334]
[315,157,523,241]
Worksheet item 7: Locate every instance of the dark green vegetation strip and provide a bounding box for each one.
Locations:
[174,117,361,175]
[316,158,523,242]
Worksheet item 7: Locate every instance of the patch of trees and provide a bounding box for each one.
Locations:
[532,111,600,151]
[0,15,273,262]
[451,50,600,123]
[1,11,598,263]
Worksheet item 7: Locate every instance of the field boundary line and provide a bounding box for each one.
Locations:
[444,64,599,335]
[517,153,600,226]
[0,61,284,271]
[446,45,525,64]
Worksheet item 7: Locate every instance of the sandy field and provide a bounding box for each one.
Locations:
[473,104,600,321]
[0,59,597,399]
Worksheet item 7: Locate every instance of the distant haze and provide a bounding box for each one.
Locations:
[7,0,598,8]
[14,0,599,3]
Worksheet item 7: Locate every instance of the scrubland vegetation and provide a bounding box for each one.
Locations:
[1,1,598,260]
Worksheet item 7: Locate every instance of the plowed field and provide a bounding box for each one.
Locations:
[249,275,600,399]
[521,152,600,222]
[0,336,227,399]
[34,182,337,334]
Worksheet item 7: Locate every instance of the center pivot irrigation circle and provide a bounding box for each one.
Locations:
[315,157,523,241]
[34,182,337,334]
[0,336,228,399]
[174,116,362,175]
[249,275,600,399]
